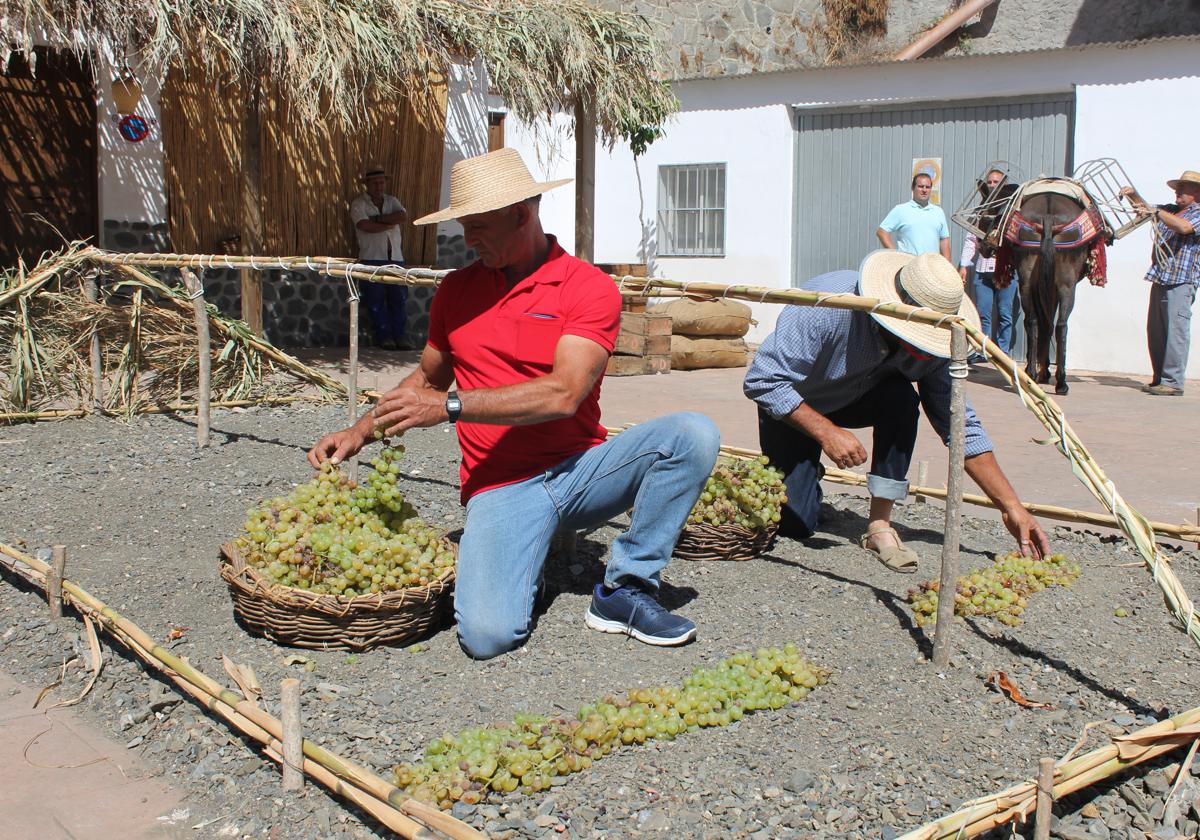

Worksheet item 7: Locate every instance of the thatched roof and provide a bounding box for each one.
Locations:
[0,0,675,140]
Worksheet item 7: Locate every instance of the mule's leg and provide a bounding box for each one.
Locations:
[1017,261,1039,381]
[1054,281,1077,395]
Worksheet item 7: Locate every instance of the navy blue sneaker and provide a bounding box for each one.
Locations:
[585,583,696,646]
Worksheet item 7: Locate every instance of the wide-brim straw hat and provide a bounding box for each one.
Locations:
[1166,170,1200,191]
[415,148,572,225]
[857,250,981,359]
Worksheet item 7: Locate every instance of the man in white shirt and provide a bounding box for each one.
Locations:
[350,167,410,350]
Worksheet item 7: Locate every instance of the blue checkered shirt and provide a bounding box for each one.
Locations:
[1146,202,1200,288]
[743,270,994,458]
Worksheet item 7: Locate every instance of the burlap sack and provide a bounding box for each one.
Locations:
[654,298,752,337]
[670,336,748,370]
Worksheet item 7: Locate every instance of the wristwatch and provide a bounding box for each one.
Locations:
[445,390,463,424]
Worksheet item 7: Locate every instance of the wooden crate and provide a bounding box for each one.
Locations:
[614,331,671,357]
[606,310,672,376]
[596,262,648,278]
[619,312,672,337]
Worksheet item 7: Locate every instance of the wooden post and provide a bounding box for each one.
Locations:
[348,293,360,484]
[574,98,596,263]
[915,460,929,504]
[47,545,66,619]
[239,78,264,336]
[281,678,303,792]
[932,324,968,669]
[84,274,104,411]
[1033,757,1055,840]
[180,268,211,448]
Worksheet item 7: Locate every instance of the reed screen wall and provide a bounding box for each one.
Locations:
[161,64,447,266]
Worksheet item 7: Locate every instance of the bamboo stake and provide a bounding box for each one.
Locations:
[0,395,326,425]
[0,541,482,840]
[47,544,65,619]
[83,272,104,411]
[1033,757,1054,840]
[932,325,968,669]
[348,291,360,484]
[180,268,211,447]
[281,678,303,792]
[916,461,929,504]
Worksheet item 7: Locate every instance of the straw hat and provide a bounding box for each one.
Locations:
[360,166,390,182]
[857,251,981,359]
[415,148,572,225]
[1167,170,1200,191]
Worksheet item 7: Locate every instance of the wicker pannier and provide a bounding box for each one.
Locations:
[673,522,779,562]
[219,541,455,651]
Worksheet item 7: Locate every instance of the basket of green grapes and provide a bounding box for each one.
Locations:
[220,446,457,651]
[673,456,786,562]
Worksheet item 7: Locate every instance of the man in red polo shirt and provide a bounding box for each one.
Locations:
[309,149,720,659]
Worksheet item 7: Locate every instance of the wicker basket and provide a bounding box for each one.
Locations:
[673,522,779,562]
[219,541,455,651]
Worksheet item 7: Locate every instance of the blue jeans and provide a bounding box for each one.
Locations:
[758,375,920,540]
[972,271,1017,355]
[454,412,720,659]
[359,259,408,343]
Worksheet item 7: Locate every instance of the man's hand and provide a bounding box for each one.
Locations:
[373,387,448,437]
[819,426,868,470]
[959,266,969,285]
[1000,503,1050,560]
[308,424,370,468]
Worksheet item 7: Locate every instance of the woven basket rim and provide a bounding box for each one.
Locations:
[219,540,455,617]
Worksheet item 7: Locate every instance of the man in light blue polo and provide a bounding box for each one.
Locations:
[876,172,951,260]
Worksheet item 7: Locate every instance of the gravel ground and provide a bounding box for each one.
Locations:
[1,404,1199,840]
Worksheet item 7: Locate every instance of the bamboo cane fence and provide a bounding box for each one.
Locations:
[0,541,482,840]
[9,247,1199,649]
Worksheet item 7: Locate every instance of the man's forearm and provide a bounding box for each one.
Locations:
[784,402,834,442]
[940,238,952,261]
[964,451,1022,511]
[459,375,585,426]
[876,228,895,249]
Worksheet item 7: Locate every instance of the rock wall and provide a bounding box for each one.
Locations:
[609,0,1200,79]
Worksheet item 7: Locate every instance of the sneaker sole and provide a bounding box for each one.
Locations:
[584,609,696,646]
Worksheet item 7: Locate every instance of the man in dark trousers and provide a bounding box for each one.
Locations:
[350,166,410,350]
[312,149,719,659]
[744,251,1048,573]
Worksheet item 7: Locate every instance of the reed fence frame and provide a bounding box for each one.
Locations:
[6,245,1198,653]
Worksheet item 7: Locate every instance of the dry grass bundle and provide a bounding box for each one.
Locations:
[0,248,337,417]
[804,0,891,64]
[0,0,676,139]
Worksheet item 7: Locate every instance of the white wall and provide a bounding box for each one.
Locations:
[95,58,166,224]
[437,61,490,241]
[513,38,1200,373]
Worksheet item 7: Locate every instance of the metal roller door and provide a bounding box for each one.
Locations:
[792,94,1074,359]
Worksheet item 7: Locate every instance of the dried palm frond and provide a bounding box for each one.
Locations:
[0,0,676,138]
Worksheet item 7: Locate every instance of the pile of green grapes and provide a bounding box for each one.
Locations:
[688,456,787,530]
[393,645,829,809]
[235,446,456,596]
[908,552,1081,627]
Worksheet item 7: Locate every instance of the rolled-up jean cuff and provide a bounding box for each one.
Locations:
[867,474,909,501]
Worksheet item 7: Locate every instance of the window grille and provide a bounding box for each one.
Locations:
[657,163,726,257]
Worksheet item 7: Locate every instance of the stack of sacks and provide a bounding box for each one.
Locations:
[653,299,753,370]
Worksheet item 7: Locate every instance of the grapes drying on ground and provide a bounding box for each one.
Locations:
[235,446,456,596]
[908,552,1080,627]
[688,456,787,529]
[392,645,830,809]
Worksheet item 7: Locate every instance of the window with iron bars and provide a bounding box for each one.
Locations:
[657,163,726,257]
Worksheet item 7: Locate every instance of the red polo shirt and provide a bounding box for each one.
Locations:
[427,237,620,503]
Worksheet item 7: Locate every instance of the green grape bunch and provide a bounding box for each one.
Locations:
[688,456,787,530]
[908,551,1080,627]
[235,446,456,597]
[392,645,830,810]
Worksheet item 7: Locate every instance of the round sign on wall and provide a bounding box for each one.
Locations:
[118,114,151,143]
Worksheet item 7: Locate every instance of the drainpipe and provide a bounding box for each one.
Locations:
[893,0,999,61]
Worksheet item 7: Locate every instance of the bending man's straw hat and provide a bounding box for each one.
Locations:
[856,250,981,359]
[415,148,572,225]
[1166,169,1200,191]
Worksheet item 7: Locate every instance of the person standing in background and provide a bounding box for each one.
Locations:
[960,169,1017,360]
[351,167,410,350]
[877,172,952,260]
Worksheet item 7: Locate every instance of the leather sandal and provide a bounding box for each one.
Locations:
[859,525,919,574]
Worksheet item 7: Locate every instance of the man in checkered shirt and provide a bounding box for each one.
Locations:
[1122,170,1200,396]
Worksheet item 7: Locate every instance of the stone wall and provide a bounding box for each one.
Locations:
[609,0,1200,79]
